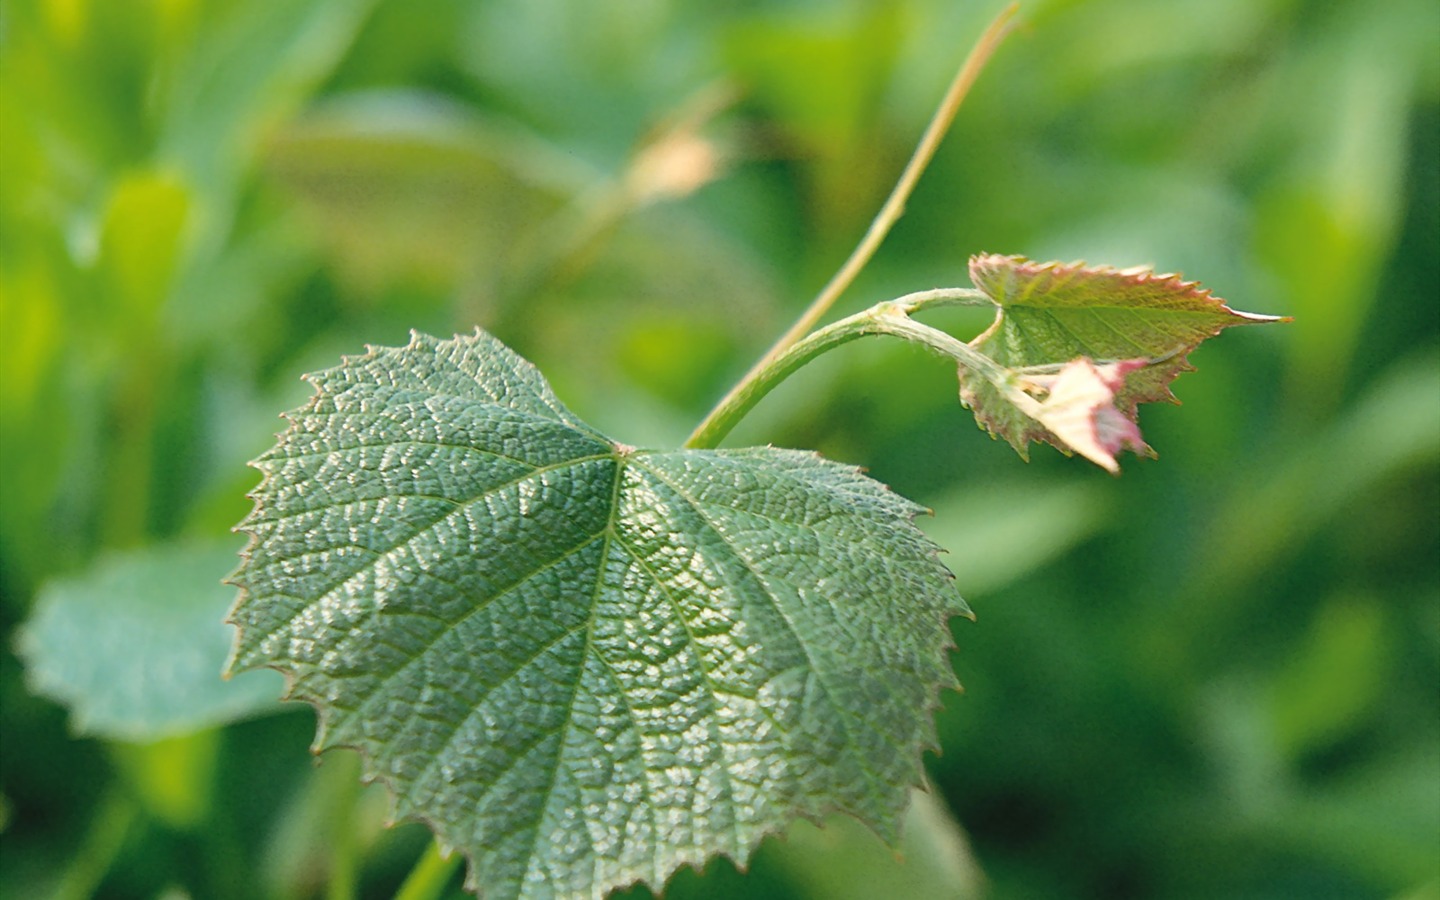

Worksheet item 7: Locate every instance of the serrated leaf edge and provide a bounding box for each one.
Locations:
[968,252,1284,322]
[959,253,1286,460]
[223,332,969,900]
[966,253,1285,400]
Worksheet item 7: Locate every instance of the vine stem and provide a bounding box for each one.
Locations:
[685,3,1019,449]
[684,301,1027,450]
[394,841,462,900]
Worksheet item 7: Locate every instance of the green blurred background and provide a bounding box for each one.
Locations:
[2,0,1437,897]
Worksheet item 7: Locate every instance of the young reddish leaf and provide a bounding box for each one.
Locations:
[1024,358,1152,474]
[960,254,1284,461]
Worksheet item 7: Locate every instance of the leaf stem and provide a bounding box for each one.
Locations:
[891,286,994,313]
[684,310,884,449]
[394,841,462,900]
[684,302,1022,450]
[873,309,1016,387]
[326,755,364,900]
[685,3,1018,449]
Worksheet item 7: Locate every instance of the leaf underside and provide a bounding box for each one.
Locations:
[962,253,1281,458]
[227,330,967,900]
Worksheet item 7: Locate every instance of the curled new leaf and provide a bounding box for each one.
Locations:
[1023,358,1151,474]
[959,253,1284,463]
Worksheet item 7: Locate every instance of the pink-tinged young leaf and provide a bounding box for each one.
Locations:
[1024,358,1151,474]
[960,254,1285,460]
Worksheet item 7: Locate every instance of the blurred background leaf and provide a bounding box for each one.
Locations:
[2,0,1436,898]
[15,541,283,742]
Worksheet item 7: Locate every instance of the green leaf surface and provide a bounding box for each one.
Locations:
[961,253,1282,458]
[227,330,966,900]
[16,542,284,742]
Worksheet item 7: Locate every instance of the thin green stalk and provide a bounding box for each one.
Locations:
[890,286,994,313]
[394,842,463,900]
[326,756,363,900]
[685,302,1019,450]
[686,3,1018,449]
[684,310,889,449]
[872,310,1015,386]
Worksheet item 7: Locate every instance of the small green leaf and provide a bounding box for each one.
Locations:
[961,253,1283,460]
[16,542,284,741]
[227,330,966,900]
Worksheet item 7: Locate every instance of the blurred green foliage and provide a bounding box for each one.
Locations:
[2,0,1436,898]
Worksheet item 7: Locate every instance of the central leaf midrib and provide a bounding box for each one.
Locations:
[626,456,899,803]
[514,446,629,895]
[633,458,927,759]
[999,302,1229,343]
[610,532,743,861]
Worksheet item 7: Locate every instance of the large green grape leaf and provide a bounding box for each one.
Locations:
[16,542,284,741]
[961,253,1284,460]
[226,330,967,900]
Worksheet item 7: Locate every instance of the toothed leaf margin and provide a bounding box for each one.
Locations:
[961,253,1282,459]
[226,329,968,900]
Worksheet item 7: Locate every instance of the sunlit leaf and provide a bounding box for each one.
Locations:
[227,329,966,900]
